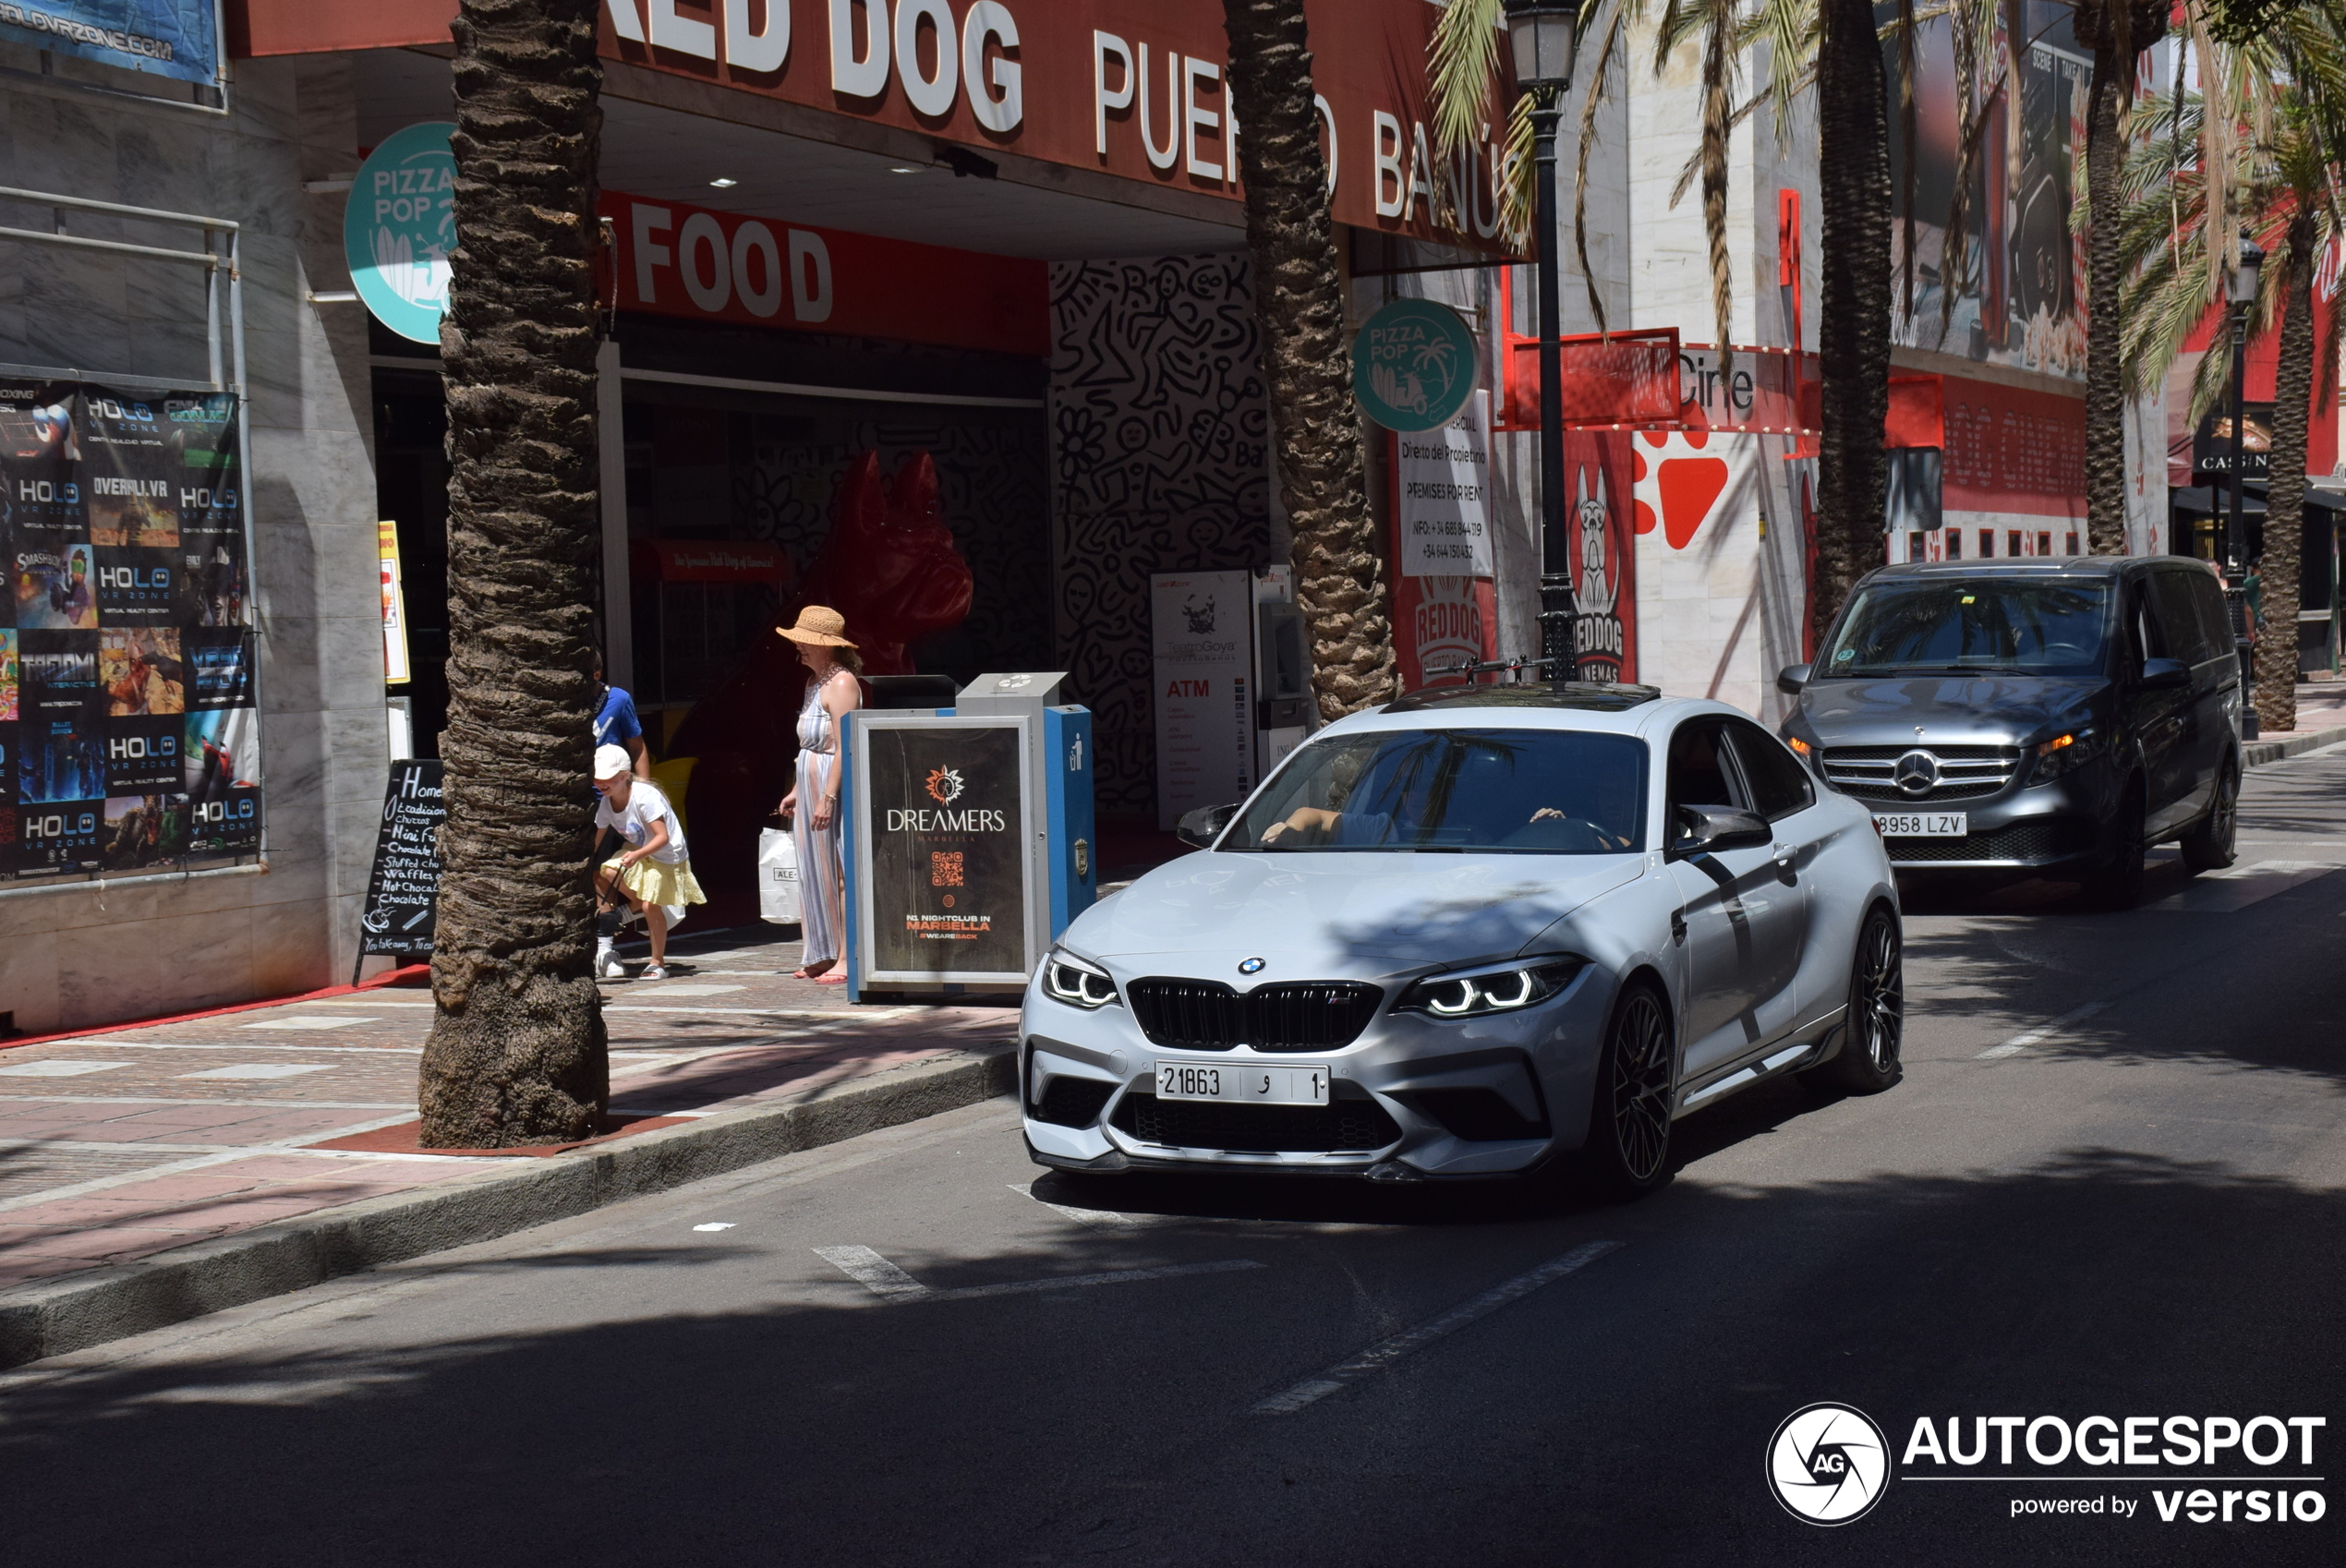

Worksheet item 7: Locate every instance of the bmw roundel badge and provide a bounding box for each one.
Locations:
[1238,957,1266,975]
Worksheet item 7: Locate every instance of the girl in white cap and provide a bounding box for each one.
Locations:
[593,742,704,980]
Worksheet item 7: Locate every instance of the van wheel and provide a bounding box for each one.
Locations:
[1806,907,1904,1094]
[2081,781,2146,911]
[1578,980,1675,1201]
[2179,758,2239,874]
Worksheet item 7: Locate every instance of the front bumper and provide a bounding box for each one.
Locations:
[1857,772,2114,873]
[1018,965,1614,1179]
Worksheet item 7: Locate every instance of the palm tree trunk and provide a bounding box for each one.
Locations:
[2077,3,2164,555]
[1222,0,1395,717]
[2256,211,2316,735]
[418,0,610,1146]
[1811,0,1893,648]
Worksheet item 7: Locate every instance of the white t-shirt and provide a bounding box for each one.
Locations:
[597,780,689,864]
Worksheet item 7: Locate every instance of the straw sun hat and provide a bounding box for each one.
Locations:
[775,605,857,648]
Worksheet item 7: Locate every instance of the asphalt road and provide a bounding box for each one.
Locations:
[6,747,2345,1567]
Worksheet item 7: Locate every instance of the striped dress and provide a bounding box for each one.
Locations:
[792,675,849,964]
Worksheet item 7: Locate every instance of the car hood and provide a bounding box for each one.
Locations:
[1065,850,1645,975]
[1799,674,2107,746]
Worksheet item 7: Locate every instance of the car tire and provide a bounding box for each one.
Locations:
[1578,979,1675,1201]
[1807,906,1904,1095]
[2081,779,2146,911]
[2179,757,2240,874]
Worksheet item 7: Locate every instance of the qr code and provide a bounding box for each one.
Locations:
[930,850,965,887]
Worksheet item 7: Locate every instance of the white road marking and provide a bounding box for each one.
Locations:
[238,1017,376,1030]
[1976,1001,2112,1059]
[814,1245,936,1301]
[1008,1181,1165,1228]
[692,1223,736,1233]
[0,1061,127,1078]
[1252,1240,1623,1416]
[2151,860,2343,913]
[814,1244,1263,1305]
[178,1064,335,1080]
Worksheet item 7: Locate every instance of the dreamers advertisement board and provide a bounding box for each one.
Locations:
[0,380,258,883]
[859,718,1029,981]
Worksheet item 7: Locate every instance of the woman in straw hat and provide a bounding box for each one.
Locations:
[778,606,864,981]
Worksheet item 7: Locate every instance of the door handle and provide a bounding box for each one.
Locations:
[1772,847,1797,884]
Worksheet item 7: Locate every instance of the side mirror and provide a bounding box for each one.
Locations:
[1666,803,1772,861]
[1776,663,1813,694]
[2140,657,2190,690]
[1176,803,1239,849]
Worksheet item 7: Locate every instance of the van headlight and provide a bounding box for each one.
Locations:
[2029,728,2101,785]
[1040,948,1120,1009]
[1397,956,1587,1019]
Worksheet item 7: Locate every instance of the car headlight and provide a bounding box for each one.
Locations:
[1040,947,1120,1009]
[1397,956,1587,1019]
[2028,728,2101,785]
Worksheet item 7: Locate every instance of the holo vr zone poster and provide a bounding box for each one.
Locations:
[0,383,255,881]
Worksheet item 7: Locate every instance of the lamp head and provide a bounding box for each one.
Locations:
[1505,0,1579,95]
[2230,235,2265,305]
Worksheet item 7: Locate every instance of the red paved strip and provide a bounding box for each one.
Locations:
[0,965,431,1053]
[308,1114,694,1158]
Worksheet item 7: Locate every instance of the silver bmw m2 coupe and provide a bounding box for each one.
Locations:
[1021,683,1904,1199]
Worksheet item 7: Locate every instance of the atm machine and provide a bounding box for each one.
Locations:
[1253,565,1312,777]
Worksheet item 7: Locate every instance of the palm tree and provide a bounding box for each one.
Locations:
[417,0,611,1146]
[2072,2,2172,554]
[1222,0,1397,717]
[1427,0,1892,651]
[2121,36,2346,735]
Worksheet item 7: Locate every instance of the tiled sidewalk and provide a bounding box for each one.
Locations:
[0,928,1017,1289]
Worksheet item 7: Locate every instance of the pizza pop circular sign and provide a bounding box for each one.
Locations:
[345,122,457,345]
[1352,298,1479,432]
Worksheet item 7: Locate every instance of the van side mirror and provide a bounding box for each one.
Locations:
[1776,663,1812,694]
[1176,803,1239,848]
[1666,803,1772,861]
[2140,657,2190,690]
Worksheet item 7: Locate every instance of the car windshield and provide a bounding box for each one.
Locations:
[1821,578,2111,677]
[1223,728,1646,853]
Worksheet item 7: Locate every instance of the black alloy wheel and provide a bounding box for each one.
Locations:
[1809,906,1904,1094]
[2180,758,2240,874]
[1581,981,1675,1200]
[2082,778,2147,911]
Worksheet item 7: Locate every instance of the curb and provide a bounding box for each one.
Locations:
[2244,721,2346,768]
[0,1042,1017,1370]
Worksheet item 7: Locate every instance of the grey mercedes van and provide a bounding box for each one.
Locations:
[1777,557,2242,908]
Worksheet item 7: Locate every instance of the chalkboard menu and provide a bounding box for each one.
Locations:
[357,758,443,958]
[862,721,1028,981]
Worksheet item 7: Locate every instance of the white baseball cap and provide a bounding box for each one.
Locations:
[593,743,634,780]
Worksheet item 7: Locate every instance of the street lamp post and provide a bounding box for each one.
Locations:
[2226,235,2264,581]
[1505,1,1579,680]
[2226,235,2264,738]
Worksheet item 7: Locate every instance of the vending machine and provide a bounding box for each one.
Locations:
[840,671,1094,1001]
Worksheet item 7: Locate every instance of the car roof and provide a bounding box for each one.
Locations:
[1864,556,2188,582]
[1317,681,1744,740]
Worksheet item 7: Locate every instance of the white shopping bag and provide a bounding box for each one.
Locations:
[660,901,689,932]
[758,827,802,923]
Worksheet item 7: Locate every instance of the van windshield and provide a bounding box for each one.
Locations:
[1821,579,2111,678]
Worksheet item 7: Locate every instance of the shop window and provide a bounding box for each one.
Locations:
[1978,529,1994,558]
[2065,533,2080,556]
[2008,529,2024,558]
[1945,528,1962,560]
[2038,531,2052,558]
[1907,530,1925,562]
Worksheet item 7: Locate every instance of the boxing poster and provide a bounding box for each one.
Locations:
[0,381,258,881]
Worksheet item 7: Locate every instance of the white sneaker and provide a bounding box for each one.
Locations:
[640,963,669,981]
[595,943,624,980]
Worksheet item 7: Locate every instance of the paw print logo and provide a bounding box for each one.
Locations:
[925,765,964,806]
[1631,429,1733,550]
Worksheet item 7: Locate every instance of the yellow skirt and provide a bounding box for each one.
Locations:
[606,855,707,906]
